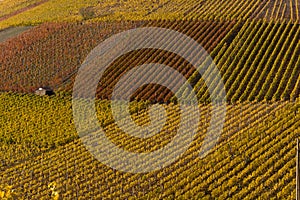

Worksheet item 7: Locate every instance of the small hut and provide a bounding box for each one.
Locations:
[35,87,54,96]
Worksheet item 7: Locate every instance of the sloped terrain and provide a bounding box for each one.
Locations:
[0,0,299,199]
[0,95,299,199]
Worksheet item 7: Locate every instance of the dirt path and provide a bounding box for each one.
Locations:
[0,26,32,43]
[0,0,50,22]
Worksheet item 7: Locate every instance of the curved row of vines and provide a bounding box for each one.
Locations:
[0,92,299,199]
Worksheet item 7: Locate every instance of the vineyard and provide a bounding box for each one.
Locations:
[0,20,299,103]
[0,19,238,97]
[1,0,300,199]
[0,92,299,198]
[0,0,42,19]
[0,21,144,93]
[0,0,299,29]
[254,0,300,22]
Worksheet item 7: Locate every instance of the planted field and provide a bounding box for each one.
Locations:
[0,92,299,199]
[0,0,42,19]
[1,0,299,199]
[0,92,77,170]
[0,0,99,28]
[92,0,263,21]
[0,21,143,93]
[253,0,300,22]
[1,0,298,29]
[1,19,299,103]
[191,21,300,102]
[0,20,237,99]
